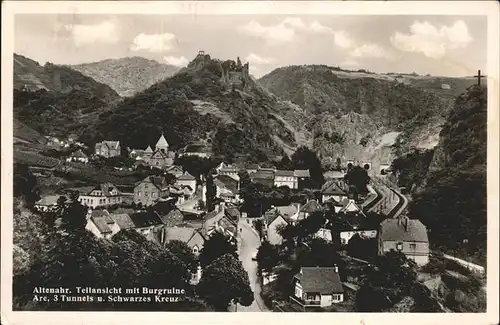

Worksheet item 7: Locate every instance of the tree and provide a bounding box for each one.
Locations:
[291,146,324,188]
[199,232,238,268]
[205,171,216,212]
[257,240,280,274]
[335,157,342,171]
[276,154,294,170]
[355,251,418,312]
[13,163,40,207]
[197,253,254,311]
[253,219,264,240]
[344,165,370,194]
[165,240,198,272]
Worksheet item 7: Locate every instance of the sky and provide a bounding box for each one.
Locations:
[14,14,487,78]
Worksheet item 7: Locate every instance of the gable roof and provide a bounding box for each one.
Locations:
[265,209,290,226]
[276,205,299,218]
[90,209,111,218]
[380,217,429,243]
[90,216,112,234]
[36,195,61,206]
[300,200,322,213]
[158,208,184,227]
[163,227,206,249]
[250,170,275,180]
[145,145,153,153]
[177,171,196,181]
[139,176,170,191]
[88,183,120,196]
[111,213,136,230]
[321,180,350,196]
[97,141,120,150]
[275,170,295,177]
[324,171,345,180]
[224,206,240,222]
[215,174,239,192]
[294,267,344,294]
[129,211,164,228]
[156,133,169,148]
[294,169,310,178]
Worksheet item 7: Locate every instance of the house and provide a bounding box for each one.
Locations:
[294,169,311,189]
[202,208,238,240]
[274,170,297,189]
[159,226,206,255]
[35,195,63,212]
[152,200,185,227]
[332,198,364,215]
[378,216,430,266]
[215,163,240,182]
[86,210,164,239]
[321,180,350,203]
[179,143,211,158]
[164,165,184,178]
[250,168,275,187]
[95,141,121,158]
[128,211,165,236]
[78,183,125,209]
[214,178,234,198]
[263,205,302,245]
[298,199,322,221]
[175,172,197,191]
[441,83,451,90]
[224,205,240,224]
[141,133,175,168]
[291,267,344,308]
[155,226,205,284]
[66,149,89,163]
[134,176,171,206]
[215,174,240,198]
[340,230,377,245]
[314,228,333,242]
[323,171,345,181]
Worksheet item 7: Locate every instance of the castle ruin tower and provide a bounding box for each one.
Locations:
[156,132,169,154]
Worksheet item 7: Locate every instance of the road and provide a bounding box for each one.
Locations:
[233,218,270,312]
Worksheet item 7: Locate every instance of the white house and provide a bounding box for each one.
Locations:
[378,216,430,266]
[77,183,125,209]
[66,149,89,163]
[291,267,344,308]
[34,195,62,212]
[321,180,350,203]
[274,170,297,189]
[175,172,197,192]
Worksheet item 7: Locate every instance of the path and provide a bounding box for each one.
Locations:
[233,218,269,312]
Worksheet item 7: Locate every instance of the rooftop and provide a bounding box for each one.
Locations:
[380,217,429,243]
[294,169,311,178]
[36,195,62,206]
[300,200,322,213]
[294,267,344,294]
[275,170,295,177]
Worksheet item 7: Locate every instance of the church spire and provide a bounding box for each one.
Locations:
[156,132,169,152]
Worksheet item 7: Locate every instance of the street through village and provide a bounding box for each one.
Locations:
[233,218,270,312]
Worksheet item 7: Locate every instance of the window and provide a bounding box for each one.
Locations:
[137,191,141,197]
[144,184,148,189]
[152,192,156,198]
[332,294,343,302]
[294,285,302,299]
[410,243,416,250]
[396,242,403,251]
[145,192,148,197]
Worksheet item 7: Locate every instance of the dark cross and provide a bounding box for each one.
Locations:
[474,70,486,86]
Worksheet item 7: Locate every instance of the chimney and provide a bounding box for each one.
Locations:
[334,265,339,273]
[403,216,409,232]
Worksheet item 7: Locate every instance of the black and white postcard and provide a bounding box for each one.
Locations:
[1,1,499,325]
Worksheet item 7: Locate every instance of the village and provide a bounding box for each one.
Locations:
[21,127,486,313]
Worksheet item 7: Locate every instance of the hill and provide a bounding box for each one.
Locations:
[13,118,47,145]
[80,53,311,164]
[400,85,487,265]
[14,54,119,101]
[258,65,460,168]
[13,54,121,138]
[71,57,179,97]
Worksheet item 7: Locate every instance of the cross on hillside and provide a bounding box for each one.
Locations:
[474,70,487,86]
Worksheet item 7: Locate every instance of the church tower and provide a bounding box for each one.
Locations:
[155,133,169,154]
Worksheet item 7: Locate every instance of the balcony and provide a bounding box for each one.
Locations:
[290,295,321,308]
